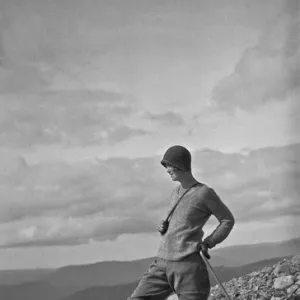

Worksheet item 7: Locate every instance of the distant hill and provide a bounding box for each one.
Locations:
[0,236,299,290]
[61,281,140,300]
[45,257,155,289]
[210,236,300,266]
[0,281,75,300]
[0,268,54,285]
[46,236,300,288]
[60,255,295,300]
[0,255,297,300]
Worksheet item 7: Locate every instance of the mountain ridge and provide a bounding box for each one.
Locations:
[0,236,299,289]
[59,255,299,300]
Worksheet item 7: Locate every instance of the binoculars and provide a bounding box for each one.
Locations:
[157,220,169,235]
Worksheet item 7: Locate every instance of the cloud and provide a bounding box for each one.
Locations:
[0,4,152,148]
[0,0,299,249]
[0,15,49,93]
[0,3,54,94]
[0,89,148,147]
[105,126,149,144]
[144,111,185,126]
[0,214,156,248]
[0,2,49,65]
[193,144,300,222]
[0,143,299,248]
[211,0,299,112]
[0,64,50,94]
[0,154,173,247]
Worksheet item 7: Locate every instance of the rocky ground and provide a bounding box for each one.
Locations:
[168,255,300,300]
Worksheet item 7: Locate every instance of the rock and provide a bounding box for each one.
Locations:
[287,284,299,295]
[273,263,290,276]
[232,277,239,287]
[186,256,300,300]
[292,255,300,262]
[262,266,273,273]
[274,275,294,289]
[249,271,259,276]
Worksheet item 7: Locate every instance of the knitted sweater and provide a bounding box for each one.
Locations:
[157,183,235,260]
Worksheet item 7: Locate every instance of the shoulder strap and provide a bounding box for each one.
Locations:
[165,182,199,222]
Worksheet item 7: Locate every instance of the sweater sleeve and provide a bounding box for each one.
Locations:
[203,188,235,249]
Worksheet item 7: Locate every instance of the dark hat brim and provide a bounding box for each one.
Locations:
[160,159,188,171]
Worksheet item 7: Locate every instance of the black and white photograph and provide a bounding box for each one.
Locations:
[0,0,299,299]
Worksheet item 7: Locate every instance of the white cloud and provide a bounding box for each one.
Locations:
[144,111,185,126]
[0,1,298,256]
[1,0,287,156]
[0,90,148,147]
[211,1,299,112]
[0,143,299,248]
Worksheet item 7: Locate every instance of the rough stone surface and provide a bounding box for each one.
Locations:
[274,275,294,289]
[292,255,300,262]
[287,285,299,295]
[273,264,290,276]
[167,255,300,300]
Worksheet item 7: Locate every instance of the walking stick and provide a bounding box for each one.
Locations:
[200,251,232,300]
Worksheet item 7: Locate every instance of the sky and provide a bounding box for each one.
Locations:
[0,0,299,269]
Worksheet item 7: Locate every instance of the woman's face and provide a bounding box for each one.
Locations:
[165,163,181,181]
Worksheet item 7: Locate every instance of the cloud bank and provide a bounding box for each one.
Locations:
[0,143,299,248]
[0,90,149,147]
[0,0,299,251]
[211,0,299,112]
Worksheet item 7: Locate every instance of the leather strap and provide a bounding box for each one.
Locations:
[165,182,199,222]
